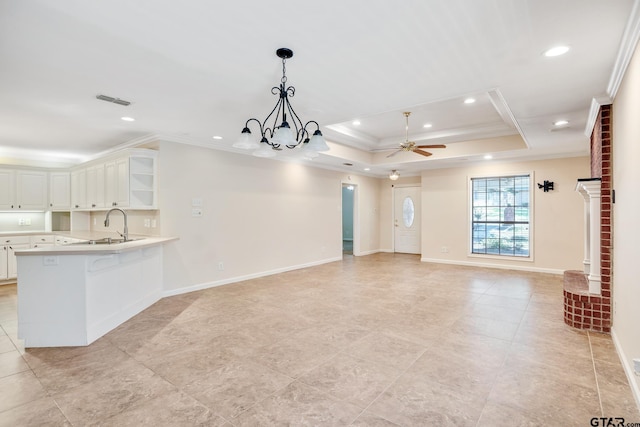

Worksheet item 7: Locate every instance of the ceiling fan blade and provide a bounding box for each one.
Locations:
[416,144,446,149]
[386,149,403,158]
[413,149,433,157]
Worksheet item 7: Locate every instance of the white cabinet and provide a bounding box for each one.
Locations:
[30,235,55,248]
[129,154,157,208]
[49,172,71,210]
[105,157,130,208]
[67,149,157,211]
[86,164,105,209]
[0,169,48,211]
[16,170,48,210]
[71,169,87,210]
[0,169,15,210]
[1,236,30,280]
[0,246,7,279]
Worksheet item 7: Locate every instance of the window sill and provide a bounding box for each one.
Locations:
[467,252,534,262]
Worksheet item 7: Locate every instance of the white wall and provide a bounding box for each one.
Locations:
[419,157,589,273]
[157,142,381,293]
[612,41,640,403]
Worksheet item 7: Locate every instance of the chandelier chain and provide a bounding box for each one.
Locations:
[281,57,287,84]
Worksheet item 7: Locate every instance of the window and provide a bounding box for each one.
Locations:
[471,174,530,257]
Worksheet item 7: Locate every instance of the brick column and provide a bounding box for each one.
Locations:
[598,105,612,332]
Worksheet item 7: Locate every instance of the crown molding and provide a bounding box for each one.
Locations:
[607,0,640,99]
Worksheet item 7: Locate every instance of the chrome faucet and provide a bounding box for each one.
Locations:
[104,208,129,241]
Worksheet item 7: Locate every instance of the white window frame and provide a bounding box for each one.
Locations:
[467,171,534,262]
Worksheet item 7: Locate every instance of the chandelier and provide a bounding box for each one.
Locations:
[233,48,329,158]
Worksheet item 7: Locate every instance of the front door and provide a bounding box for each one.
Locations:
[394,186,421,254]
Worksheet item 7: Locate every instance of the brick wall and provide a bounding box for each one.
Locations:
[563,105,612,332]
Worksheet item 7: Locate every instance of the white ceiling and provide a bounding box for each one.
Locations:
[0,0,637,176]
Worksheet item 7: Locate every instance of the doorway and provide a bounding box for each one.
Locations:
[394,186,421,254]
[342,184,355,255]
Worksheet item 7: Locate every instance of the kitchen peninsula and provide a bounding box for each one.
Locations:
[15,235,177,347]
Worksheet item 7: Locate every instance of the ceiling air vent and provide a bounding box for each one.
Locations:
[96,94,131,106]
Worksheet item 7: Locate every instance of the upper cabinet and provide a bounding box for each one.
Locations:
[0,169,48,211]
[72,149,157,211]
[0,148,158,212]
[0,169,15,210]
[49,171,71,210]
[86,164,105,209]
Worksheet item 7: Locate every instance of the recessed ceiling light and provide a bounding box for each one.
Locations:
[423,123,432,128]
[544,46,570,57]
[352,120,361,126]
[212,136,223,140]
[121,117,135,122]
[364,167,370,171]
[554,120,569,126]
[464,98,476,104]
[484,154,493,160]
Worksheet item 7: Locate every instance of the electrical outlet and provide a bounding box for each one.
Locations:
[633,358,640,376]
[192,208,203,217]
[18,218,25,225]
[43,256,59,266]
[441,246,449,253]
[218,262,224,271]
[93,218,97,226]
[151,219,157,228]
[144,219,151,228]
[25,218,31,225]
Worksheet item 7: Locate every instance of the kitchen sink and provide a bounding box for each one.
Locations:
[73,237,144,245]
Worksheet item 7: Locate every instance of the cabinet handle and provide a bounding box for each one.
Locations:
[18,205,21,208]
[50,203,53,207]
[92,204,96,207]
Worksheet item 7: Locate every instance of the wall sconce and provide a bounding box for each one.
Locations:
[537,180,554,192]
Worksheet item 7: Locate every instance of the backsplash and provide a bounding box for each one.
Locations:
[0,212,47,233]
[89,210,160,236]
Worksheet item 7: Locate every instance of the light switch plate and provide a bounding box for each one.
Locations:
[192,208,203,217]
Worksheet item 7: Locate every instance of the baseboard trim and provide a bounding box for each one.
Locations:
[611,328,640,411]
[420,257,564,275]
[162,256,343,297]
[353,249,381,256]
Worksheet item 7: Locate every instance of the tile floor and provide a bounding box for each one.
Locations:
[0,253,639,426]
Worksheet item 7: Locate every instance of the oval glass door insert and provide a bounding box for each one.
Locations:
[403,197,415,227]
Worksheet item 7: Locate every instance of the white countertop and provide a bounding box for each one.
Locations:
[15,235,178,256]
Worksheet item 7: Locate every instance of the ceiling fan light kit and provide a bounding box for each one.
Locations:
[386,112,446,158]
[389,170,400,181]
[233,48,329,158]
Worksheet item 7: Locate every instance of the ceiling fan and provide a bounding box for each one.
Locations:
[386,112,446,158]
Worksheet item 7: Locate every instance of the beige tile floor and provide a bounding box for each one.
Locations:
[0,253,639,426]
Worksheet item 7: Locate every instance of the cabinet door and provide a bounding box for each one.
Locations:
[86,164,105,209]
[16,170,48,210]
[7,244,29,279]
[0,169,16,210]
[71,169,87,209]
[105,157,129,207]
[115,157,130,207]
[0,246,7,280]
[49,172,71,210]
